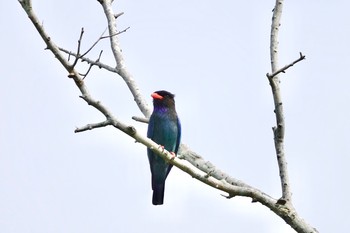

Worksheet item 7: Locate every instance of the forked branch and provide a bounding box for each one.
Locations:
[267,52,306,78]
[267,0,316,232]
[269,0,291,204]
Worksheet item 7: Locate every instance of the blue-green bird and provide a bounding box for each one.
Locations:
[147,90,181,205]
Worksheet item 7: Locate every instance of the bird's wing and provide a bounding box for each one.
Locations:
[147,115,155,172]
[175,117,181,154]
[147,115,154,139]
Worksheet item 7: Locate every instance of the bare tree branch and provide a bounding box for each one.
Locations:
[114,12,124,19]
[71,28,84,68]
[78,26,130,59]
[269,0,292,204]
[80,28,107,58]
[75,119,112,133]
[59,47,117,73]
[99,0,151,117]
[267,1,318,232]
[80,50,104,79]
[267,52,306,78]
[100,26,130,39]
[132,116,149,124]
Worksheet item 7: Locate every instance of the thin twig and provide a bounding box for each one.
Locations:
[132,116,149,123]
[80,50,104,79]
[75,119,112,133]
[59,26,129,74]
[71,28,84,68]
[114,12,124,19]
[59,47,117,73]
[267,52,306,78]
[80,28,108,58]
[100,26,130,39]
[81,26,129,57]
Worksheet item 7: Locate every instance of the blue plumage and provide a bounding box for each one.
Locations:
[147,90,181,205]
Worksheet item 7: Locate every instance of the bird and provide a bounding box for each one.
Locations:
[147,90,181,205]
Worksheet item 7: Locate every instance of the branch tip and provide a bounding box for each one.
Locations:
[267,52,306,78]
[221,193,235,199]
[132,116,149,124]
[75,120,112,133]
[114,12,124,18]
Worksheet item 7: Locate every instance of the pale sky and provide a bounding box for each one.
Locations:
[1,0,349,232]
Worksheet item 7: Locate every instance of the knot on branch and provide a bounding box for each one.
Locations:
[272,124,284,142]
[277,198,287,205]
[126,126,137,136]
[68,72,76,78]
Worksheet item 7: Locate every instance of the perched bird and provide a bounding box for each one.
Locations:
[147,90,181,205]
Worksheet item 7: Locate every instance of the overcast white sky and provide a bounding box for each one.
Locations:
[1,0,349,232]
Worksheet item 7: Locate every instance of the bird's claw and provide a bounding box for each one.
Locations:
[169,152,176,160]
[158,145,175,160]
[158,145,165,152]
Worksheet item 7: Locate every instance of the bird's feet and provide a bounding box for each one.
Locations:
[157,145,176,160]
[169,152,176,160]
[158,145,165,152]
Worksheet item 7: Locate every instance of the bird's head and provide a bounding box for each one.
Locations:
[151,90,176,109]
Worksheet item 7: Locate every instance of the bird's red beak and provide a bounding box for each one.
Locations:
[151,92,163,100]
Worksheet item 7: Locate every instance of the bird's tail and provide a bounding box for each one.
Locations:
[152,183,165,205]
